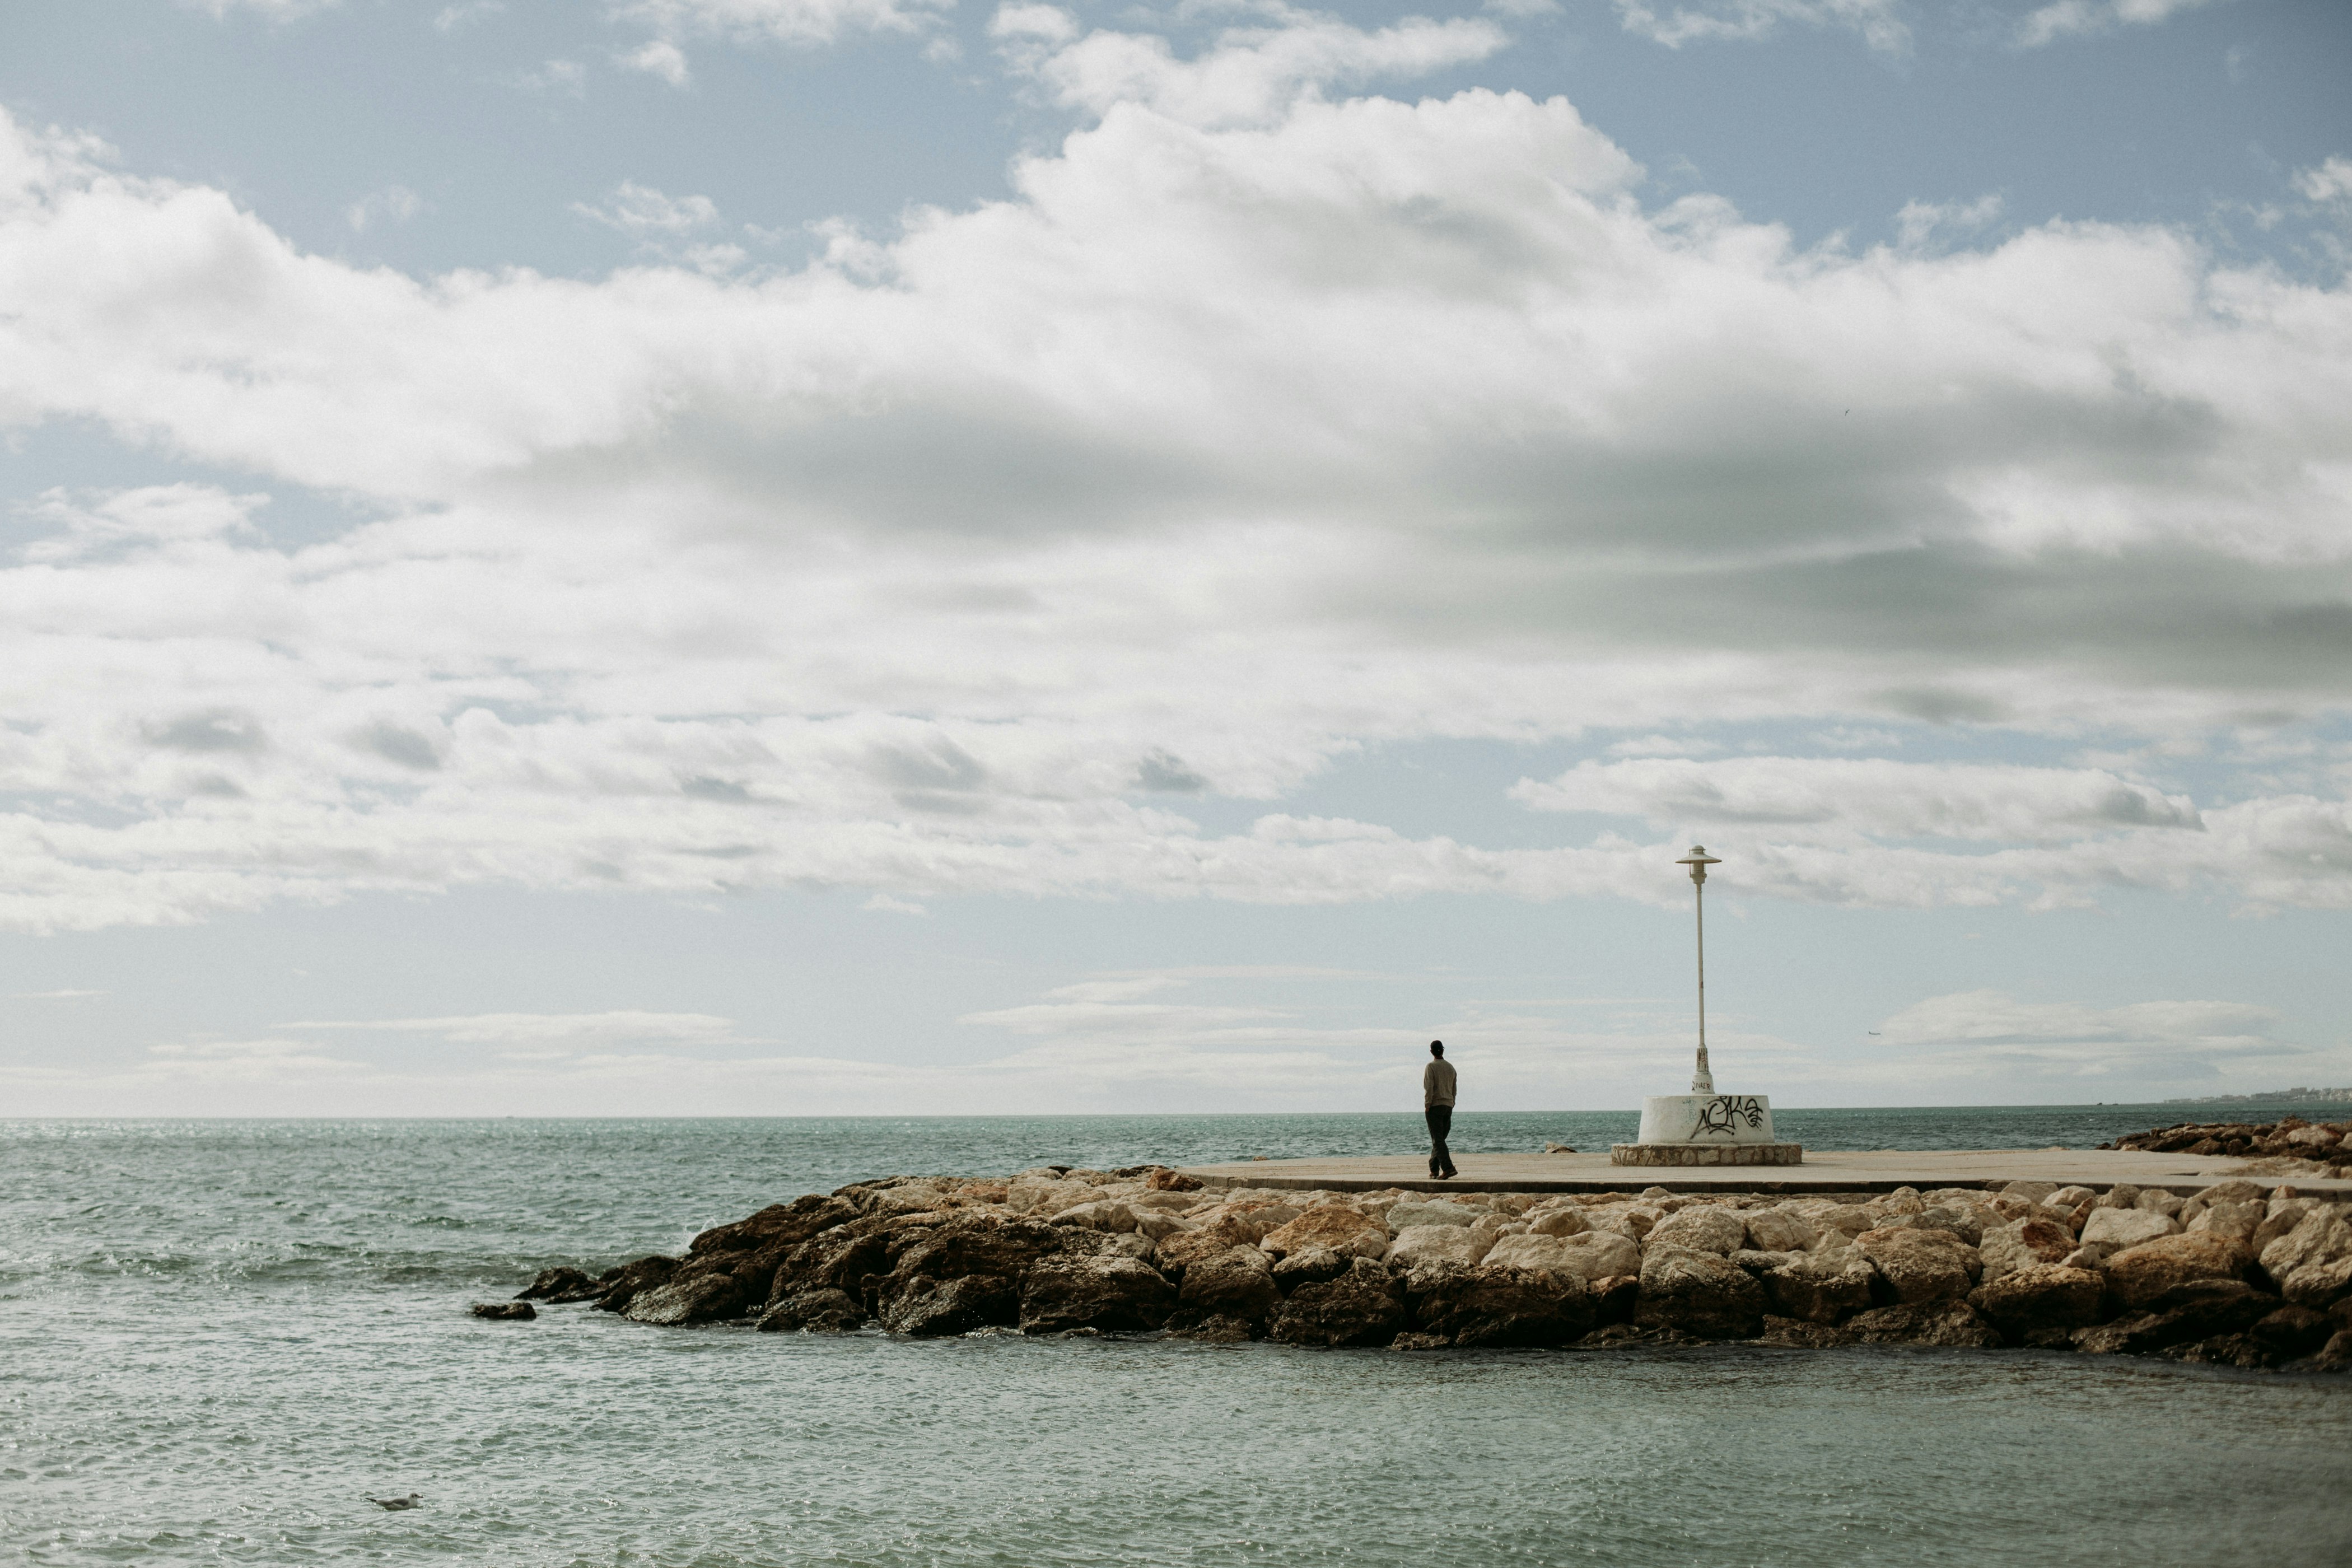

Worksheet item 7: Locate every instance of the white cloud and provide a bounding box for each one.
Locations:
[1612,0,1909,53]
[1872,988,2318,1083]
[573,180,721,236]
[619,0,955,50]
[2014,0,2220,49]
[516,58,587,95]
[433,1,505,31]
[620,39,694,86]
[1893,193,2001,250]
[997,4,1511,129]
[2295,156,2352,207]
[1,36,2350,936]
[346,185,422,232]
[287,1010,748,1046]
[182,0,340,17]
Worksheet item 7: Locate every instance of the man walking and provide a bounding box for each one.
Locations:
[1422,1039,1458,1179]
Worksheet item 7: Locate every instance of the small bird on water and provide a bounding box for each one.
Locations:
[370,1494,423,1511]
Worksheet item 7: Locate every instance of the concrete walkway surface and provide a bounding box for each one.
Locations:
[1180,1147,2352,1197]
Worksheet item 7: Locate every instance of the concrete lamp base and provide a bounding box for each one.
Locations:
[1609,1142,1805,1168]
[1612,1092,1804,1166]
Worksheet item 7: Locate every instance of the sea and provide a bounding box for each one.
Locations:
[6,1103,2350,1567]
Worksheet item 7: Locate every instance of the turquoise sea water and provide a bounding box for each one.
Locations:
[5,1105,2350,1567]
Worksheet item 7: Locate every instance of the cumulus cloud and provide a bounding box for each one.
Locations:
[1611,0,1908,53]
[346,185,422,232]
[2014,0,2221,48]
[1,13,2350,935]
[619,0,955,50]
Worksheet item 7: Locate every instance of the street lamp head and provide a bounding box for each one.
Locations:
[1676,844,1721,885]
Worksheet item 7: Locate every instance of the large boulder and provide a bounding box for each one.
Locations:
[880,1273,1018,1336]
[1524,1206,1590,1238]
[1551,1232,1642,1281]
[1968,1264,2104,1338]
[2075,1280,2278,1355]
[2103,1232,2251,1309]
[2078,1208,2178,1250]
[1177,1246,1281,1322]
[1484,1233,1607,1281]
[1049,1200,1141,1234]
[768,1222,896,1309]
[1404,1263,1594,1348]
[1387,1224,1496,1270]
[1153,1216,1264,1276]
[470,1300,535,1320]
[1845,1301,2003,1348]
[1385,1201,1486,1230]
[1272,1247,1351,1291]
[1743,1208,1819,1254]
[623,1267,748,1326]
[1977,1219,2077,1284]
[1647,1206,1747,1256]
[757,1287,865,1332]
[1853,1228,1980,1305]
[688,1194,858,1258]
[1018,1255,1178,1334]
[1765,1253,1877,1323]
[2258,1206,2352,1308]
[1634,1247,1766,1339]
[1266,1258,1410,1347]
[1259,1205,1390,1260]
[516,1266,605,1303]
[592,1254,680,1315]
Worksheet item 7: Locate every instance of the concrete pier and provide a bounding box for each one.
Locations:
[1179,1147,2352,1197]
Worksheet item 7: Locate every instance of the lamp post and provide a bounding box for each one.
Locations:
[1676,846,1721,1095]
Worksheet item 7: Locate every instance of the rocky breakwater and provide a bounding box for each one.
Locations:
[2101,1115,2352,1172]
[513,1167,2352,1370]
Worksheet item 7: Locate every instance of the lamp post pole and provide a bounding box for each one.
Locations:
[1677,846,1721,1095]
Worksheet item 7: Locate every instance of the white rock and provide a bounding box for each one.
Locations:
[1525,1207,1590,1238]
[1385,1224,1496,1268]
[1385,1201,1486,1231]
[2078,1208,2179,1249]
[1648,1206,1747,1256]
[2186,1201,2264,1244]
[1483,1232,1606,1281]
[1550,1230,1642,1280]
[1049,1199,1141,1233]
[2135,1190,2183,1218]
[1742,1208,1819,1253]
[1586,1206,1662,1241]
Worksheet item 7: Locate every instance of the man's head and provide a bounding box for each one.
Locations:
[1430,1040,1444,1058]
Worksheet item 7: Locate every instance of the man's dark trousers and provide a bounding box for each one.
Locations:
[1425,1104,1457,1178]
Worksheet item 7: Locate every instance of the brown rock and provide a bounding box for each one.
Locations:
[1845,1300,2003,1347]
[470,1300,535,1320]
[1977,1218,2077,1283]
[2250,1304,2336,1360]
[622,1268,747,1326]
[1589,1274,1639,1324]
[767,1220,895,1308]
[1018,1254,1177,1334]
[757,1287,865,1332]
[2102,1232,2251,1309]
[689,1194,858,1258]
[2258,1206,2352,1308]
[1259,1205,1389,1261]
[1766,1253,1875,1323]
[1404,1263,1595,1348]
[1853,1227,1980,1305]
[2073,1280,2277,1354]
[880,1273,1019,1336]
[1145,1168,1205,1192]
[1178,1246,1281,1322]
[591,1254,680,1315]
[1272,1247,1350,1292]
[1163,1312,1254,1342]
[1757,1315,1854,1347]
[516,1266,603,1303]
[1968,1264,2103,1338]
[1155,1216,1266,1276]
[1634,1247,1766,1339]
[1265,1257,1409,1348]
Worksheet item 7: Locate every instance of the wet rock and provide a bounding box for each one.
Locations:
[1579,1322,1696,1350]
[758,1287,866,1332]
[1403,1263,1594,1348]
[1259,1205,1389,1261]
[881,1273,1018,1337]
[623,1267,749,1326]
[1634,1246,1766,1339]
[1845,1301,2003,1348]
[2079,1208,2179,1250]
[1178,1246,1281,1322]
[470,1300,535,1320]
[2165,1333,2281,1369]
[1854,1227,1980,1306]
[516,1266,603,1303]
[1765,1253,1877,1324]
[1387,1224,1495,1270]
[1018,1254,1177,1334]
[768,1220,895,1308]
[1968,1264,2104,1338]
[689,1194,858,1258]
[1977,1219,2077,1284]
[1265,1257,1409,1348]
[1758,1315,1853,1348]
[2297,1329,2352,1371]
[2249,1304,2336,1360]
[1589,1274,1640,1325]
[2102,1232,2252,1309]
[2258,1206,2352,1309]
[1272,1246,1350,1291]
[1646,1206,1747,1256]
[1390,1331,1454,1351]
[2074,1280,2278,1355]
[592,1254,680,1315]
[879,1214,1074,1299]
[1163,1312,1254,1342]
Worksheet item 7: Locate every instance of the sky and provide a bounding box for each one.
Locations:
[1,0,2349,1118]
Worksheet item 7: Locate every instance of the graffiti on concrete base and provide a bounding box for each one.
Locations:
[1693,1095,1767,1137]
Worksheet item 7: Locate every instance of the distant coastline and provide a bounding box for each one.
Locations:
[2164,1089,2352,1107]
